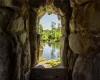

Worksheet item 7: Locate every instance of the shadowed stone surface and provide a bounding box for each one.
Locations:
[0,30,12,80]
[0,0,100,80]
[31,68,68,80]
[73,54,100,80]
[69,0,100,80]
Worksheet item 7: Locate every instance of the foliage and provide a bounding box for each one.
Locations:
[39,57,47,62]
[38,57,61,67]
[39,23,61,42]
[39,24,43,34]
[57,58,61,61]
[45,58,61,67]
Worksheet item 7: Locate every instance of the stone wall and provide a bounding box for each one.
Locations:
[8,15,31,80]
[0,1,31,80]
[0,0,100,80]
[69,0,100,80]
[0,29,12,80]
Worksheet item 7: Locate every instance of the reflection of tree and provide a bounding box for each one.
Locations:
[51,42,60,49]
[51,46,56,59]
[57,50,60,58]
[39,42,60,60]
[48,43,51,47]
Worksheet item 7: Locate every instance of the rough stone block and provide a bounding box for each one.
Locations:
[9,17,24,32]
[0,30,12,80]
[0,8,13,30]
[70,1,100,33]
[60,35,68,66]
[0,0,12,6]
[69,32,100,55]
[70,0,90,7]
[69,1,100,56]
[73,54,100,80]
[24,69,30,80]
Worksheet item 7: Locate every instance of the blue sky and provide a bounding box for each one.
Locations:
[40,13,61,30]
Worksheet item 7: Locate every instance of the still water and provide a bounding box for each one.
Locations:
[39,42,60,60]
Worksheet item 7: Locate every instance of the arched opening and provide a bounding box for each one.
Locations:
[28,0,76,73]
[36,13,62,68]
[31,0,68,68]
[29,0,73,78]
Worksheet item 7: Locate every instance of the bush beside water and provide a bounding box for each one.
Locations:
[39,57,61,67]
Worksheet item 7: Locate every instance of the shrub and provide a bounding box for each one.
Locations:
[39,57,47,62]
[45,59,60,67]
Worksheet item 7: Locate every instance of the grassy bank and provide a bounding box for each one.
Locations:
[38,57,61,67]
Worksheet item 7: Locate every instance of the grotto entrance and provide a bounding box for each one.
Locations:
[28,0,70,68]
[29,0,72,80]
[35,13,63,68]
[30,11,68,80]
[29,0,70,69]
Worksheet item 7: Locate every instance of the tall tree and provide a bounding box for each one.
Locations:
[51,22,56,29]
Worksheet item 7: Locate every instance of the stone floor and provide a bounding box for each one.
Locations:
[35,61,64,68]
[31,68,68,80]
[30,61,68,80]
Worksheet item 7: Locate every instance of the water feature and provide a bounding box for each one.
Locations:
[39,42,60,60]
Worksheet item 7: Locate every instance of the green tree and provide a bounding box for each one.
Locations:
[51,22,56,29]
[39,24,43,34]
[39,22,62,42]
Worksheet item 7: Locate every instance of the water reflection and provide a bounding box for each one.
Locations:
[39,42,60,60]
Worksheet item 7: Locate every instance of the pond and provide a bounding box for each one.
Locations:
[39,42,60,60]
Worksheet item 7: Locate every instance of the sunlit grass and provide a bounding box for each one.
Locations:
[39,57,47,62]
[45,58,61,67]
[38,57,61,67]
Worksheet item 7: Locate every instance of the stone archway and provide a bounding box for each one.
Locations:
[29,0,73,68]
[36,2,65,66]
